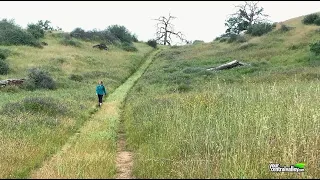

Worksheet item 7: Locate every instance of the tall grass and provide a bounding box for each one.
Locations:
[122,13,320,178]
[29,49,160,179]
[124,80,320,178]
[0,33,153,178]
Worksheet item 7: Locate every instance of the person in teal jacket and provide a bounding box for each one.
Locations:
[96,80,107,107]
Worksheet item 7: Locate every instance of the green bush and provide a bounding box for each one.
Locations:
[302,13,319,25]
[69,74,83,82]
[314,18,320,26]
[227,34,239,43]
[0,48,11,60]
[279,24,291,32]
[310,41,320,55]
[70,25,137,45]
[246,22,273,36]
[0,60,9,75]
[70,27,86,39]
[193,40,205,45]
[219,37,228,42]
[147,39,157,48]
[0,19,40,47]
[107,25,134,43]
[24,68,56,90]
[27,23,45,39]
[60,37,82,47]
[121,42,138,52]
[132,34,138,42]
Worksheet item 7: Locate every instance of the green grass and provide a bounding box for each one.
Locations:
[0,32,153,178]
[122,13,320,178]
[29,48,161,178]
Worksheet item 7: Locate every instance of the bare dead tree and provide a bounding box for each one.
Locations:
[232,1,269,26]
[153,13,186,45]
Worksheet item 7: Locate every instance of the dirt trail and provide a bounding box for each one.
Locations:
[115,128,134,179]
[29,49,161,179]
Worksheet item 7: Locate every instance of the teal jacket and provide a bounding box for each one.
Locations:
[96,84,107,95]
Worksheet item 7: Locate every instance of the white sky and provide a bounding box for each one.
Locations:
[1,1,320,44]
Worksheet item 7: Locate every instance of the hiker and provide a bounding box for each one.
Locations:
[96,80,107,107]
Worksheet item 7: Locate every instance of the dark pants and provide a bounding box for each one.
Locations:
[98,94,103,103]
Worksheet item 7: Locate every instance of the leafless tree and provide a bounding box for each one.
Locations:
[153,13,186,45]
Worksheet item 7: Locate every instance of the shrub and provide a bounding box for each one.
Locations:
[0,19,40,47]
[147,39,157,48]
[246,22,273,36]
[69,74,83,82]
[60,37,81,47]
[24,68,56,90]
[219,37,228,42]
[310,41,320,55]
[132,34,138,42]
[102,30,121,44]
[302,13,319,25]
[314,17,320,26]
[107,25,134,43]
[0,48,11,60]
[69,25,137,45]
[280,24,289,32]
[227,34,239,43]
[70,27,86,39]
[0,60,9,75]
[36,20,54,31]
[27,23,45,39]
[193,40,205,45]
[121,42,138,52]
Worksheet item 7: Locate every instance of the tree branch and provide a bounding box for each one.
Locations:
[153,14,186,45]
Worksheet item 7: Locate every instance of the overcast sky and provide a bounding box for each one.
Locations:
[1,1,320,44]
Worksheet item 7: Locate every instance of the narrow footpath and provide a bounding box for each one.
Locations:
[30,49,161,179]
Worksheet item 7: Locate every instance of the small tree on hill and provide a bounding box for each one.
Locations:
[225,1,269,35]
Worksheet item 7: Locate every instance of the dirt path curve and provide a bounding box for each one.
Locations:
[29,49,161,179]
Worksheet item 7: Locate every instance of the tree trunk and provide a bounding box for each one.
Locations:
[206,60,249,71]
[0,79,25,87]
[164,32,167,45]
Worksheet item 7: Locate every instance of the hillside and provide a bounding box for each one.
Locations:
[122,14,320,178]
[0,32,153,178]
[1,12,320,179]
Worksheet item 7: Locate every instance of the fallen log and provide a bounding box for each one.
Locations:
[0,78,26,87]
[93,43,108,50]
[207,60,250,71]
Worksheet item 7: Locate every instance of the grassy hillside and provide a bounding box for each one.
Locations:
[0,32,153,178]
[123,14,320,178]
